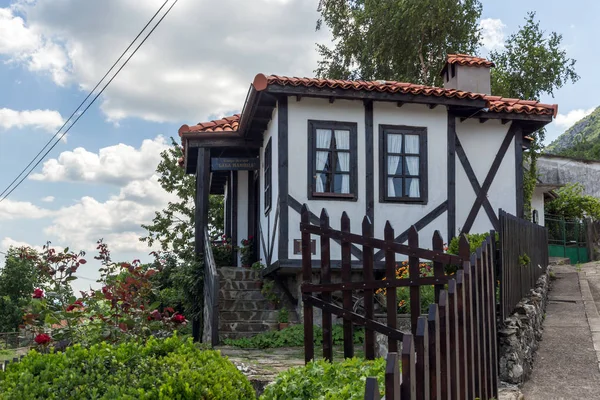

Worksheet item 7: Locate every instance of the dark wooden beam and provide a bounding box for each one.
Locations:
[515,126,524,218]
[461,126,517,233]
[447,113,456,241]
[266,84,488,109]
[429,104,438,109]
[329,96,335,104]
[231,171,238,266]
[278,96,289,260]
[454,135,499,232]
[193,147,210,342]
[501,119,509,125]
[472,111,553,123]
[479,118,487,123]
[225,174,232,238]
[373,201,448,262]
[397,102,404,108]
[296,95,302,102]
[365,100,375,228]
[187,137,262,149]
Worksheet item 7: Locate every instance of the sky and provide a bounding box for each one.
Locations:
[0,0,595,291]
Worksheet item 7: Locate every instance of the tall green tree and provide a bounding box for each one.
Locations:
[0,248,42,332]
[140,138,224,262]
[488,12,579,217]
[315,0,483,85]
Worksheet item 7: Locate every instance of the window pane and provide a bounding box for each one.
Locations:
[406,178,420,198]
[387,155,402,175]
[388,177,402,198]
[316,129,332,149]
[315,173,330,193]
[404,135,420,154]
[336,152,350,172]
[334,174,350,194]
[316,151,331,172]
[334,130,350,150]
[387,134,403,153]
[404,156,419,175]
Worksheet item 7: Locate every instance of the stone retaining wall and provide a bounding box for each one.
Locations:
[498,270,550,385]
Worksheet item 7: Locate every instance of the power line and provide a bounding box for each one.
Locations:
[0,0,178,203]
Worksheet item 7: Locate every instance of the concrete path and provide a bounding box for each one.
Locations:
[522,264,600,400]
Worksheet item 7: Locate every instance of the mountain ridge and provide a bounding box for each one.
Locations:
[546,106,600,159]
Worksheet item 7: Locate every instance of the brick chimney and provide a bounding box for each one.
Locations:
[440,54,495,95]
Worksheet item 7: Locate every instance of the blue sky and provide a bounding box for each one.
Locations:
[0,0,594,290]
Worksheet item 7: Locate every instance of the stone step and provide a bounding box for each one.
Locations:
[219,280,262,291]
[219,290,265,301]
[218,267,262,281]
[220,299,276,312]
[219,322,278,333]
[220,311,280,322]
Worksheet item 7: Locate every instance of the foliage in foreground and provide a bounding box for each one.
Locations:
[546,182,600,221]
[0,336,255,400]
[222,324,364,349]
[260,357,386,400]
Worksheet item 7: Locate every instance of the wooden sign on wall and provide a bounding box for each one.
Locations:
[211,157,259,171]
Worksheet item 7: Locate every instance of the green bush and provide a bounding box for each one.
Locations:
[222,324,364,349]
[447,232,495,256]
[260,357,386,400]
[0,335,255,400]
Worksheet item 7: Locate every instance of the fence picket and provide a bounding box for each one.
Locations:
[385,221,399,354]
[476,248,488,398]
[364,377,382,400]
[301,204,314,363]
[363,216,375,360]
[432,231,445,303]
[463,260,476,400]
[401,334,416,400]
[438,290,450,400]
[320,209,333,362]
[455,270,467,400]
[482,238,493,399]
[415,316,430,400]
[447,280,459,400]
[385,352,401,400]
[341,212,354,359]
[427,304,441,400]
[408,226,421,335]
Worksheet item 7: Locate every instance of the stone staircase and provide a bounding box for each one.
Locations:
[218,267,294,340]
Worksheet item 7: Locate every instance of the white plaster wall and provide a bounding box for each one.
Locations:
[456,119,516,235]
[531,187,546,227]
[236,171,249,267]
[259,108,279,264]
[373,102,449,248]
[287,97,366,261]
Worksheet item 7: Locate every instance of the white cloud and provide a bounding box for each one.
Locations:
[480,18,506,51]
[41,196,54,202]
[0,7,70,85]
[0,108,64,132]
[30,136,169,184]
[0,199,52,220]
[3,0,331,123]
[554,107,596,129]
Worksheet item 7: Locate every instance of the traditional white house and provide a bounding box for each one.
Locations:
[179,54,557,272]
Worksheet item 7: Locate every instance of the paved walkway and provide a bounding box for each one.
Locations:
[522,264,600,400]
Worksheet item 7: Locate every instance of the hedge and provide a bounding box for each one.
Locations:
[0,335,255,400]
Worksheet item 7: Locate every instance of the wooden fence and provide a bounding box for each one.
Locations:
[499,209,549,320]
[299,205,499,399]
[202,227,219,346]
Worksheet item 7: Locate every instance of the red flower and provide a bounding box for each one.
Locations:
[66,300,83,312]
[34,333,51,345]
[171,314,186,324]
[148,310,162,321]
[32,288,44,299]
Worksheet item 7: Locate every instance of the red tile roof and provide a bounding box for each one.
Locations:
[446,54,495,68]
[178,114,240,135]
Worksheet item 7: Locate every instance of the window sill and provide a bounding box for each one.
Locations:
[309,192,357,201]
[381,197,428,205]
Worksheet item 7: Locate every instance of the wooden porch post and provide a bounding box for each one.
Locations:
[193,147,211,342]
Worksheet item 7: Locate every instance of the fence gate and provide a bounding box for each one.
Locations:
[299,204,499,400]
[545,214,588,264]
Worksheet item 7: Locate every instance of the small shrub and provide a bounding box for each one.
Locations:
[277,308,289,323]
[447,232,498,256]
[222,324,364,349]
[0,335,255,400]
[376,261,436,314]
[212,237,234,267]
[260,357,386,400]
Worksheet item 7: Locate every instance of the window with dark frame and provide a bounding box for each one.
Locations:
[264,138,272,212]
[380,125,427,203]
[308,120,358,200]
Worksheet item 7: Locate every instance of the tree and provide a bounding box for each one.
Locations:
[546,183,600,221]
[489,12,579,217]
[315,0,483,85]
[0,248,42,332]
[140,138,224,262]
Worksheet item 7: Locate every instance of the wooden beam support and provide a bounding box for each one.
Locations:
[296,95,302,102]
[397,102,404,108]
[266,84,488,109]
[193,147,210,342]
[278,96,289,260]
[365,100,375,228]
[329,96,335,104]
[187,137,262,149]
[515,125,524,218]
[429,104,438,109]
[447,113,456,241]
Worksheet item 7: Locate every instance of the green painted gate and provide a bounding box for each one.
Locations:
[545,214,589,264]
